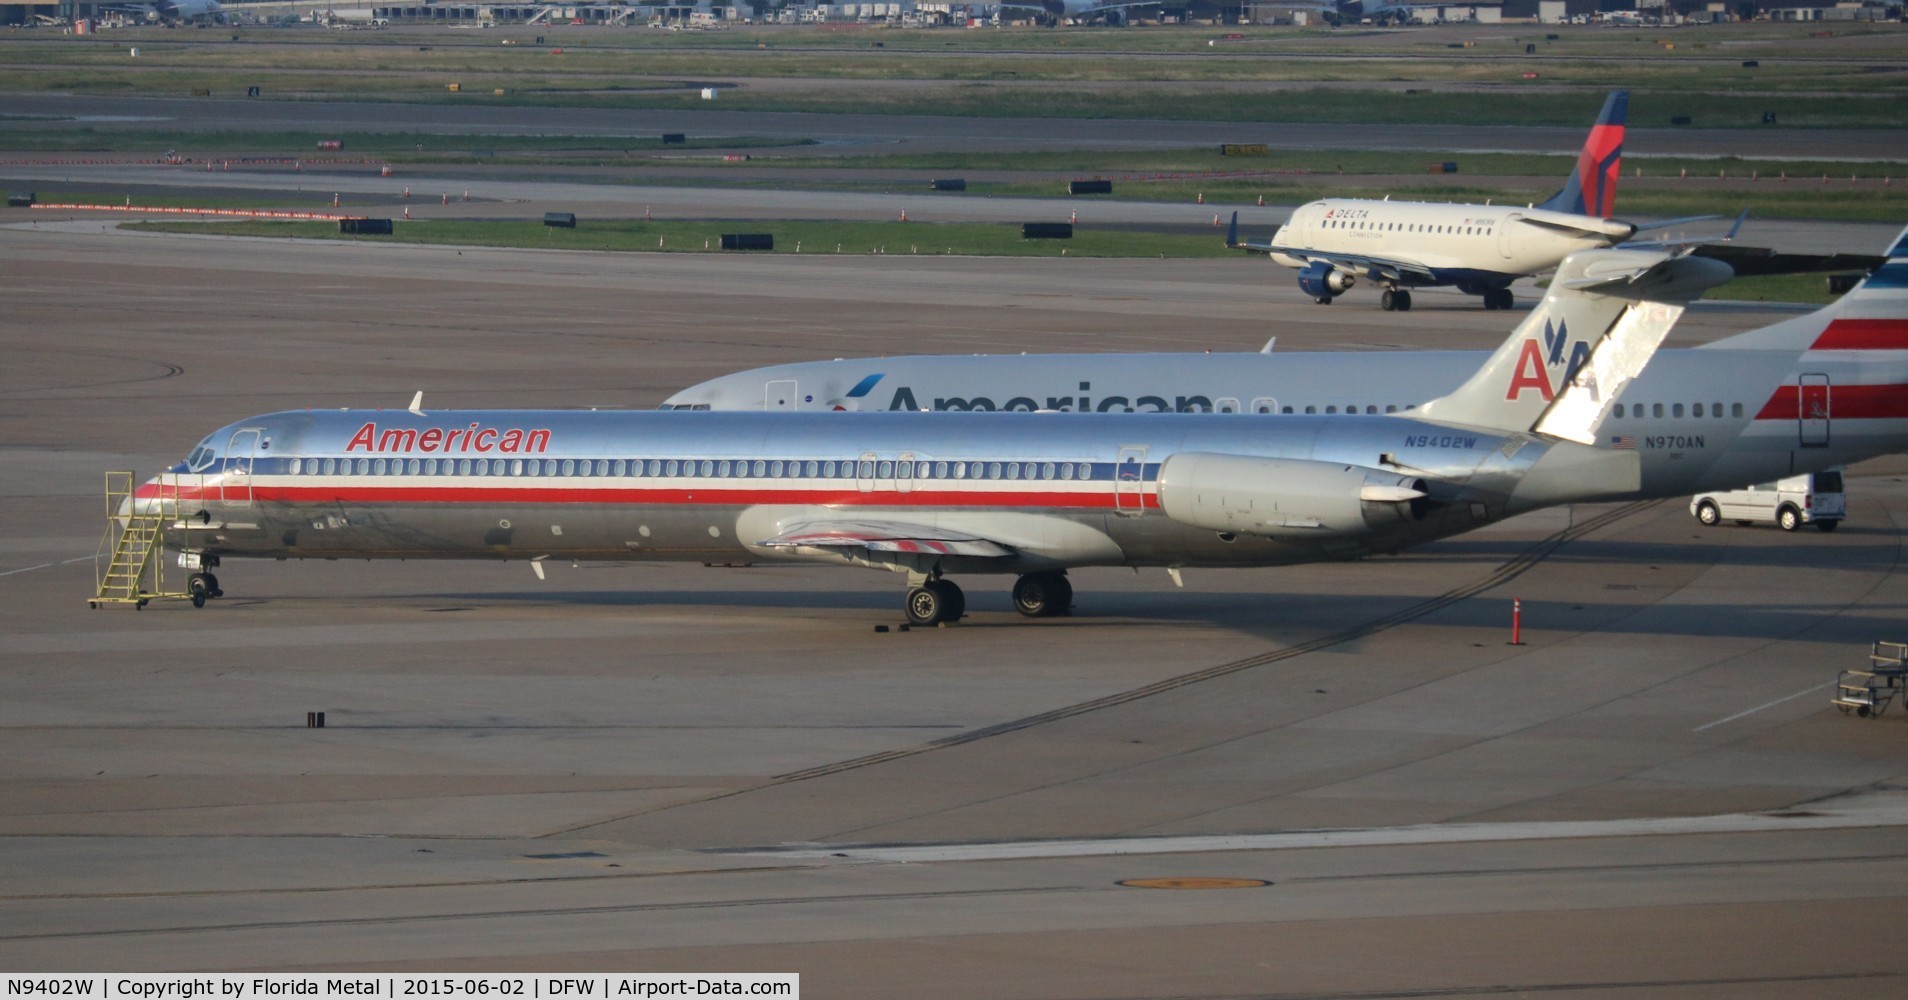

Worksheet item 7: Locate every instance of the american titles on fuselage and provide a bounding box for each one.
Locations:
[344,422,552,454]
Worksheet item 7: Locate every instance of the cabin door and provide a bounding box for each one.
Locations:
[222,428,260,507]
[1799,373,1831,448]
[1114,446,1147,517]
[1498,215,1520,260]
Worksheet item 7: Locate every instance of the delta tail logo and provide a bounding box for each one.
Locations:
[1538,91,1627,219]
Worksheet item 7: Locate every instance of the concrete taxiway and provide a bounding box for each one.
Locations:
[2,209,1906,994]
[12,92,1908,160]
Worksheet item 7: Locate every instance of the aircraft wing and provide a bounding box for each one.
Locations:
[1267,247,1438,284]
[1686,244,1886,278]
[1225,213,1435,283]
[756,520,1015,559]
[1619,210,1884,275]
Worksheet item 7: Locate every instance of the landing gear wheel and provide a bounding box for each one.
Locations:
[1817,519,1840,533]
[204,572,221,598]
[1695,501,1720,526]
[1394,290,1412,312]
[904,585,945,627]
[1012,571,1073,618]
[1489,289,1515,311]
[191,592,206,608]
[1778,506,1802,532]
[188,573,212,599]
[1313,295,1333,306]
[1380,289,1397,312]
[932,579,965,622]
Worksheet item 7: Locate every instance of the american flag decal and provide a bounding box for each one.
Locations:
[1610,435,1636,450]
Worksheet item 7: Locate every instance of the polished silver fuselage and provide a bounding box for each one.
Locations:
[142,388,1893,576]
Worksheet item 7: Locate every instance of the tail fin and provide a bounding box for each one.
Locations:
[1416,248,1734,438]
[1702,224,1908,353]
[1537,91,1628,219]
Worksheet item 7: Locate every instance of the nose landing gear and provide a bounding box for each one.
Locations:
[186,571,223,608]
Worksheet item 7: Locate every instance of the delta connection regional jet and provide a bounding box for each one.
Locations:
[1227,91,1731,312]
[129,234,1908,626]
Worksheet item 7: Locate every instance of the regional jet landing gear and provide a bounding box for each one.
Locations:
[1380,288,1413,312]
[899,570,1072,626]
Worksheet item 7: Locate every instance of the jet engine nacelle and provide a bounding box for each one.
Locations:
[1297,261,1355,300]
[1156,453,1427,538]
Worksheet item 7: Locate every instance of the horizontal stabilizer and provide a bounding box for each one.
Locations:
[1517,212,1637,242]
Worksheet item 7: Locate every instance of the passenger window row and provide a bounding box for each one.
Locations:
[282,457,1104,482]
[1322,220,1492,236]
[1613,402,1745,420]
[1276,404,1408,415]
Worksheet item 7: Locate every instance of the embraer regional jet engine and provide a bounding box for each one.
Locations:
[1297,262,1356,303]
[1156,453,1427,537]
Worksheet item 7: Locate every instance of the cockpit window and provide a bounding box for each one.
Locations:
[186,445,217,472]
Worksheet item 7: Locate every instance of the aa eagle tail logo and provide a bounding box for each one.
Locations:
[1505,319,1592,402]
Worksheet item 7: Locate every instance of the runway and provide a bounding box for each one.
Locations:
[11,92,1908,160]
[2,203,1907,992]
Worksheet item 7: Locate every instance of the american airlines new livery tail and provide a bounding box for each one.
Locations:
[132,233,1908,624]
[1230,90,1656,311]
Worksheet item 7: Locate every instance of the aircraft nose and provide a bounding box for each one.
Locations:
[129,478,172,518]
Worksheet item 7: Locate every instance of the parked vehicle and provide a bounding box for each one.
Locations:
[1690,468,1845,532]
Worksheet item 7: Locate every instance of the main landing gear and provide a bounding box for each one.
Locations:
[899,571,1073,626]
[1012,571,1072,618]
[1481,288,1515,311]
[1380,288,1413,312]
[186,571,222,609]
[904,578,966,627]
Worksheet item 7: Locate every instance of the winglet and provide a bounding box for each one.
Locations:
[1225,211,1240,249]
[408,391,426,416]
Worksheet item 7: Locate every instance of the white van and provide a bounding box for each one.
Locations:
[1690,468,1845,532]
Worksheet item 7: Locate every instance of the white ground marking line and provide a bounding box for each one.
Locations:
[1,556,94,577]
[1694,682,1836,732]
[741,792,1908,863]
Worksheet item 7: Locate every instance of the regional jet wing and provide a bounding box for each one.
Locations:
[1624,210,1884,277]
[1225,212,1437,284]
[1687,244,1886,278]
[1276,248,1438,285]
[756,520,1015,559]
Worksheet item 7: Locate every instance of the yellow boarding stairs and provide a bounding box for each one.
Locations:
[92,470,196,609]
[1834,641,1908,719]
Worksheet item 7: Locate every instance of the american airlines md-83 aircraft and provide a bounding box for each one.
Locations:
[130,236,1908,625]
[1229,91,1690,312]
